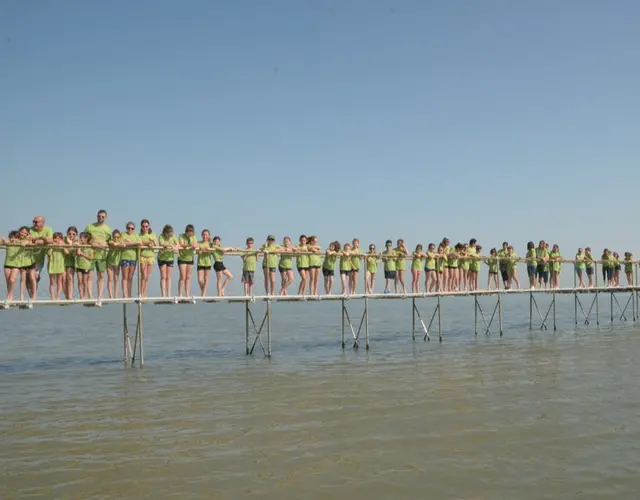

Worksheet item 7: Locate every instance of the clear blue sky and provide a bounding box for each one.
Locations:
[2,0,639,255]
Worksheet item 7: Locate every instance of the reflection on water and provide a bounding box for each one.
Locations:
[1,295,640,499]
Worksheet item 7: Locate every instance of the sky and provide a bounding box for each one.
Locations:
[2,0,640,257]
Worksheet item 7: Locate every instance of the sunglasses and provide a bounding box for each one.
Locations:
[127,226,134,230]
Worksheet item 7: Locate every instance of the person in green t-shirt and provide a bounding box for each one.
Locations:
[278,236,297,296]
[350,238,362,295]
[338,242,353,296]
[506,245,520,289]
[435,245,447,291]
[29,216,53,297]
[296,235,310,296]
[2,231,23,301]
[63,226,78,300]
[467,239,480,291]
[549,244,562,289]
[411,244,424,294]
[496,241,509,290]
[47,232,65,300]
[525,241,537,289]
[424,243,438,292]
[260,235,282,296]
[394,239,409,295]
[574,248,586,288]
[196,230,213,296]
[212,235,237,297]
[382,240,397,294]
[242,237,258,296]
[15,226,37,301]
[106,229,123,299]
[158,224,179,297]
[486,248,499,290]
[322,241,339,295]
[75,232,94,300]
[624,252,635,286]
[612,251,621,287]
[365,243,378,294]
[120,222,142,298]
[178,224,198,297]
[584,247,595,288]
[536,241,550,289]
[307,235,322,296]
[138,219,157,297]
[84,210,111,299]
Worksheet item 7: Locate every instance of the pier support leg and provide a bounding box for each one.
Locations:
[123,303,132,363]
[474,295,478,336]
[364,296,369,350]
[342,299,369,349]
[437,295,443,342]
[412,298,416,341]
[552,291,556,332]
[529,291,533,330]
[245,301,250,355]
[341,298,346,349]
[498,293,503,337]
[473,295,501,336]
[267,300,272,358]
[246,301,271,358]
[138,300,144,367]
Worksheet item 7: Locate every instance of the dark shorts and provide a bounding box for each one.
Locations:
[538,270,549,282]
[500,269,509,282]
[4,265,18,270]
[21,264,36,270]
[198,265,211,271]
[297,267,308,274]
[121,260,137,268]
[65,265,75,270]
[424,268,435,273]
[178,260,194,266]
[604,267,613,280]
[586,267,594,276]
[158,260,174,268]
[489,271,498,275]
[279,267,292,274]
[77,268,90,275]
[615,264,621,272]
[213,261,226,272]
[527,265,537,278]
[268,267,276,273]
[384,270,396,280]
[575,269,584,276]
[340,270,351,276]
[322,268,334,277]
[309,265,321,270]
[242,271,254,283]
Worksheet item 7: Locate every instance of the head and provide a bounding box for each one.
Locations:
[507,245,514,253]
[385,239,392,249]
[624,252,630,258]
[140,219,151,234]
[52,232,63,242]
[416,244,423,252]
[185,224,195,237]
[32,216,45,231]
[397,239,404,247]
[212,235,220,245]
[545,243,550,249]
[162,224,174,237]
[328,241,336,251]
[469,238,477,246]
[369,243,376,253]
[18,226,30,238]
[538,240,545,248]
[299,234,307,245]
[8,230,19,241]
[577,247,583,254]
[334,241,342,252]
[490,248,497,256]
[352,238,360,248]
[614,251,619,258]
[126,222,136,234]
[267,235,276,245]
[428,243,435,251]
[442,238,450,246]
[603,248,610,256]
[96,210,107,224]
[585,247,591,254]
[283,236,291,247]
[344,243,351,251]
[437,245,444,253]
[79,232,91,243]
[527,241,534,250]
[66,226,78,239]
[502,241,508,249]
[246,237,254,248]
[309,235,318,245]
[202,230,211,241]
[476,244,482,253]
[112,229,121,240]
[553,244,559,252]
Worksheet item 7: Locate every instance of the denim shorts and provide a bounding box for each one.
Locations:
[158,260,174,268]
[586,267,594,276]
[527,265,537,278]
[120,260,137,268]
[384,270,396,280]
[242,271,254,283]
[537,270,549,282]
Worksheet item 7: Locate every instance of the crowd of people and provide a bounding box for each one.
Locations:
[1,210,637,302]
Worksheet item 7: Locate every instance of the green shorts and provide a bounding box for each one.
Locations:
[93,259,107,273]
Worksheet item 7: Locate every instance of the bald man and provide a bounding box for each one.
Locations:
[29,215,54,296]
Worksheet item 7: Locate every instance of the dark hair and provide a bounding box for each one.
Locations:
[202,229,211,238]
[112,229,121,237]
[79,231,92,242]
[385,239,392,246]
[299,234,307,242]
[140,219,151,234]
[334,241,342,252]
[8,230,18,239]
[469,238,477,246]
[66,226,78,235]
[185,224,194,233]
[527,241,535,250]
[162,224,173,235]
[53,232,63,239]
[19,225,30,233]
[213,235,221,243]
[246,237,254,243]
[97,209,107,216]
[476,245,483,251]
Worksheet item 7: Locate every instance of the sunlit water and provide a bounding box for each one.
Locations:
[2,292,640,499]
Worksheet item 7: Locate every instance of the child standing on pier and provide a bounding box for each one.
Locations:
[322,241,339,295]
[526,241,537,289]
[411,244,424,294]
[394,239,408,294]
[424,243,437,292]
[624,253,634,286]
[197,230,213,297]
[296,235,309,296]
[435,245,446,291]
[584,247,595,287]
[63,227,77,300]
[75,232,94,299]
[2,231,21,301]
[260,235,280,296]
[507,245,520,289]
[612,252,621,287]
[242,237,258,296]
[575,248,586,288]
[47,232,65,300]
[339,242,352,295]
[382,240,396,294]
[107,230,123,298]
[549,245,562,289]
[365,244,378,294]
[307,236,322,296]
[158,225,179,297]
[350,239,361,295]
[178,224,197,297]
[212,236,235,297]
[536,241,550,289]
[278,236,296,296]
[486,248,499,290]
[601,249,613,287]
[121,222,141,298]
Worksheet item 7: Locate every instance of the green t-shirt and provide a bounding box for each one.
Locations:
[84,223,111,261]
[383,250,397,272]
[366,254,378,273]
[549,251,562,272]
[508,252,519,269]
[296,244,310,268]
[340,253,352,271]
[468,247,480,272]
[261,244,281,268]
[243,250,258,272]
[4,244,21,267]
[76,248,94,271]
[17,239,34,267]
[350,248,361,271]
[448,251,458,269]
[211,245,225,263]
[526,249,537,267]
[107,244,121,267]
[574,253,586,270]
[486,257,499,274]
[64,242,76,268]
[309,247,322,267]
[436,254,446,272]
[178,234,197,261]
[158,235,178,262]
[425,251,437,271]
[497,249,508,269]
[624,258,634,274]
[29,226,54,265]
[198,242,213,267]
[536,248,549,271]
[120,233,141,261]
[48,248,65,274]
[323,251,337,271]
[395,247,407,271]
[279,248,294,270]
[411,253,424,271]
[139,232,157,258]
[460,253,470,271]
[584,254,595,269]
